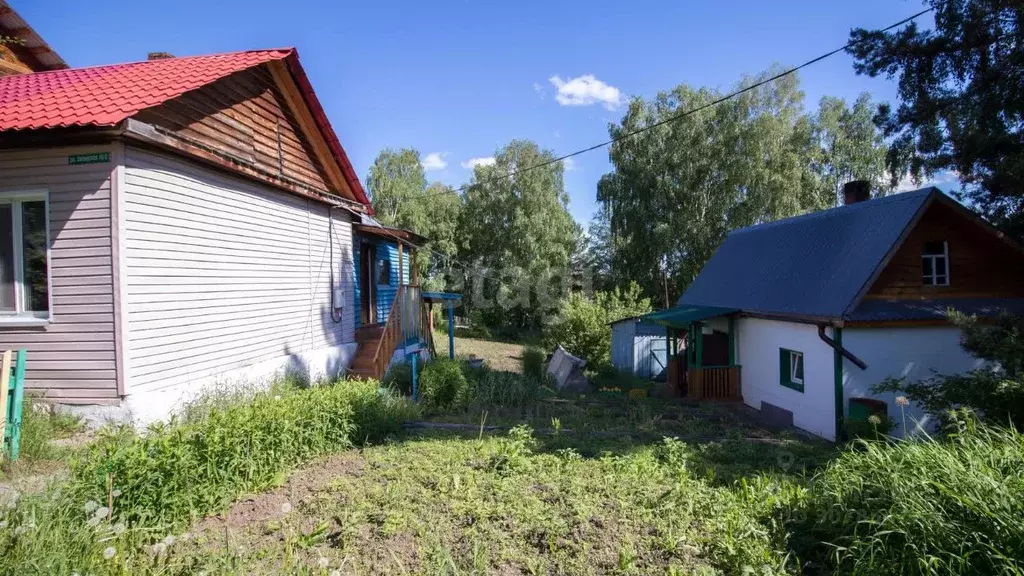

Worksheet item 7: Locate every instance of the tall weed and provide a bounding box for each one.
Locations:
[0,379,417,575]
[419,358,473,413]
[789,420,1024,575]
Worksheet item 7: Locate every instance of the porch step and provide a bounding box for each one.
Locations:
[356,324,385,343]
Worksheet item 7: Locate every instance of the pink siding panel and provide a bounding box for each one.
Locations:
[0,147,118,403]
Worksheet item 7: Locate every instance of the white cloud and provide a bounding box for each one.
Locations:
[894,170,962,192]
[533,81,545,99]
[895,173,919,192]
[462,157,496,169]
[549,74,624,110]
[562,157,576,171]
[421,152,447,171]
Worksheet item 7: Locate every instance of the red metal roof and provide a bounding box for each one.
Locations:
[0,48,371,208]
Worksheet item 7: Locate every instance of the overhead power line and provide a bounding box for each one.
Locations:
[366,7,935,278]
[400,7,933,203]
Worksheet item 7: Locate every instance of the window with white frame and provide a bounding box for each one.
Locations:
[922,240,949,286]
[779,348,804,392]
[0,191,50,320]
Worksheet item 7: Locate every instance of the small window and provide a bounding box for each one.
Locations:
[376,259,391,285]
[0,191,50,321]
[922,241,949,286]
[779,348,804,392]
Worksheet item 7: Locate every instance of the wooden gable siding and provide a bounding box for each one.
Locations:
[132,65,333,197]
[0,44,35,76]
[867,200,1024,299]
[0,146,119,404]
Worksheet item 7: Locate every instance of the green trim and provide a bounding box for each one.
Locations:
[833,326,845,441]
[779,347,805,392]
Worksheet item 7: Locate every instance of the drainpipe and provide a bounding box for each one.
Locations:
[819,324,866,442]
[817,325,866,370]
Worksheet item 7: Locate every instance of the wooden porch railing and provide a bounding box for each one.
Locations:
[370,285,405,380]
[686,366,741,400]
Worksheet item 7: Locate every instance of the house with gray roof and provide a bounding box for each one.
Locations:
[644,181,1024,440]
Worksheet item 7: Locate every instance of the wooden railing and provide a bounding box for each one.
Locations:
[370,285,405,380]
[687,366,741,400]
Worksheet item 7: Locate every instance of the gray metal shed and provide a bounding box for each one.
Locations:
[610,318,668,379]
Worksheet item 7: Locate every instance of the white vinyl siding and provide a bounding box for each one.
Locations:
[0,147,118,404]
[122,147,355,392]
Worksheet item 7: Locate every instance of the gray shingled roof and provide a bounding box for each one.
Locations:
[678,188,937,320]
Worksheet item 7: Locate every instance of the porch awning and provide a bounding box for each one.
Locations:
[422,292,462,304]
[642,304,738,328]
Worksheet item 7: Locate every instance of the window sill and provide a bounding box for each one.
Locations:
[780,380,804,393]
[0,318,50,328]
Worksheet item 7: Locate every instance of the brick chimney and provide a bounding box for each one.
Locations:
[147,52,176,60]
[843,180,871,205]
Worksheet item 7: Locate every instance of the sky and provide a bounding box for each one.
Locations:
[21,0,949,224]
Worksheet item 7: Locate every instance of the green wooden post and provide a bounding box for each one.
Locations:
[727,315,736,366]
[834,327,845,442]
[410,351,419,401]
[447,300,455,360]
[8,350,26,461]
[694,322,703,369]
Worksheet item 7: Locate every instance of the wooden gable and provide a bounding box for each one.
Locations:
[131,62,355,203]
[0,43,35,76]
[866,198,1024,300]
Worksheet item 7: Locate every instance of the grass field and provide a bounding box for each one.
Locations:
[159,398,830,575]
[432,332,526,374]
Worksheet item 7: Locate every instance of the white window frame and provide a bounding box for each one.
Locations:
[0,189,52,326]
[922,240,950,286]
[789,351,804,385]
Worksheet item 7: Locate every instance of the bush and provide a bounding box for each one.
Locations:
[521,346,547,382]
[789,419,1024,575]
[71,379,416,527]
[419,358,473,413]
[544,282,652,366]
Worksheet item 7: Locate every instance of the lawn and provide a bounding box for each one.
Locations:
[432,331,526,374]
[162,398,831,575]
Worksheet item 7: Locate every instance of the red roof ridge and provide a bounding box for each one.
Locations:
[0,47,296,80]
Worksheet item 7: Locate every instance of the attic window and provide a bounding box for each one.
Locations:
[922,241,949,286]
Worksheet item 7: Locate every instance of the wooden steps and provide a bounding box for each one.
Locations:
[350,324,387,380]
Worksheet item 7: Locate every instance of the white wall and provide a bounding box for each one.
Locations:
[842,326,983,436]
[737,318,837,439]
[120,147,357,422]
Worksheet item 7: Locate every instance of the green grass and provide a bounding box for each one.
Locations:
[0,378,418,575]
[434,331,526,373]
[149,425,820,575]
[1,402,84,480]
[3,366,1020,575]
[789,420,1024,575]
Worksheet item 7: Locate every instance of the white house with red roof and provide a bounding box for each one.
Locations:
[0,36,428,422]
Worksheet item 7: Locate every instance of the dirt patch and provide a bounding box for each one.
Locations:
[194,452,365,531]
[47,431,95,450]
